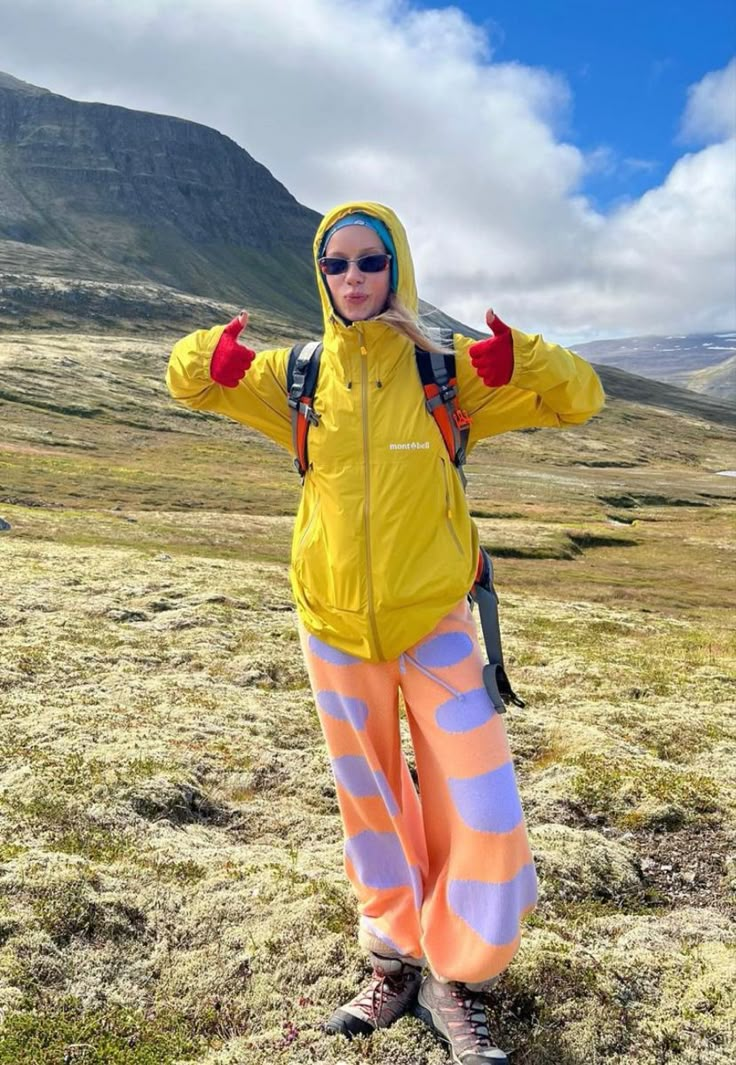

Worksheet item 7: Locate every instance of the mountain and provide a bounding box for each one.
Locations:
[587,364,735,428]
[0,70,323,330]
[573,333,736,400]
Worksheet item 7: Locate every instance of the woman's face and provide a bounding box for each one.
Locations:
[321,225,392,322]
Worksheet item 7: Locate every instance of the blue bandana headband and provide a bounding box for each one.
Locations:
[320,212,398,291]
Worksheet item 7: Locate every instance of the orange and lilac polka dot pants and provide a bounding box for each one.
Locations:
[300,599,537,986]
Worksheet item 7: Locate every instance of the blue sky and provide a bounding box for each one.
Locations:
[417,0,736,207]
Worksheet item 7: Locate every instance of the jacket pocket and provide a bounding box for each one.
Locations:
[294,499,321,561]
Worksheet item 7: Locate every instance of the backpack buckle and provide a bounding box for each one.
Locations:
[287,380,305,409]
[299,402,321,426]
[453,408,471,430]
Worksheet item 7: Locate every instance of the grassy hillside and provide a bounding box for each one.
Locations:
[0,330,735,1064]
[689,353,736,401]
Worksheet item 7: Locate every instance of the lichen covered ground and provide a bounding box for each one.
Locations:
[0,331,735,1063]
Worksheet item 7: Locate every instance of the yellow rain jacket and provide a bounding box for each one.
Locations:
[167,201,605,661]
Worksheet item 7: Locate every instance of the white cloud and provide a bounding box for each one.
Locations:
[0,1,734,342]
[680,57,736,144]
[504,141,736,339]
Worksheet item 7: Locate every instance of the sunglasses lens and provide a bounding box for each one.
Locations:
[358,254,390,272]
[319,257,349,275]
[319,254,391,275]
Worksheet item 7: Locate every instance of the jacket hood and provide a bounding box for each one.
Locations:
[313,201,418,331]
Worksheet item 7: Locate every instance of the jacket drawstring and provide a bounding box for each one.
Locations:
[399,652,465,701]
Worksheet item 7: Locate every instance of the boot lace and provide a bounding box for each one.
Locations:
[355,963,415,1024]
[441,983,493,1054]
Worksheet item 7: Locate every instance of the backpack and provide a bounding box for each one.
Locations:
[286,332,524,711]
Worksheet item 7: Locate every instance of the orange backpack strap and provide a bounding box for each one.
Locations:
[287,341,323,479]
[414,331,471,487]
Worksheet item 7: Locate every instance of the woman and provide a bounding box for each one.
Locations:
[167,201,604,1064]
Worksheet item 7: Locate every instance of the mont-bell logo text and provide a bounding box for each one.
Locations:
[389,441,430,450]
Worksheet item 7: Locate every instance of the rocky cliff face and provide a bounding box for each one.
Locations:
[0,71,322,326]
[1,72,315,247]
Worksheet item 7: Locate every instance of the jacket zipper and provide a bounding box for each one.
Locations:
[441,458,464,556]
[359,328,384,659]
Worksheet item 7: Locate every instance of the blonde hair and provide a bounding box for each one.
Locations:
[374,294,453,353]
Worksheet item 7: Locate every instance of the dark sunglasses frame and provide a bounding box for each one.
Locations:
[318,253,392,275]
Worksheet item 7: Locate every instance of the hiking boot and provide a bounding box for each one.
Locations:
[324,953,422,1039]
[416,973,508,1063]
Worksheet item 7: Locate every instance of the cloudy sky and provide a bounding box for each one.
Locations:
[0,0,734,342]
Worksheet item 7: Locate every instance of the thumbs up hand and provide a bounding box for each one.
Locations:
[210,311,256,387]
[468,309,514,388]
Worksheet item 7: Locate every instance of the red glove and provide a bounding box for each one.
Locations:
[469,309,514,388]
[210,312,256,387]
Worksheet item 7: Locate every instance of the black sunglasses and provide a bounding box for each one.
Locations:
[318,253,392,275]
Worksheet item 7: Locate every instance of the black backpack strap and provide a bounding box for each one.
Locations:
[287,341,323,479]
[471,548,525,713]
[414,329,471,487]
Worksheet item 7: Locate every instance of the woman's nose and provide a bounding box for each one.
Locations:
[344,261,364,282]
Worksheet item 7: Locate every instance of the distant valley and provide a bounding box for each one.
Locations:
[574,332,736,401]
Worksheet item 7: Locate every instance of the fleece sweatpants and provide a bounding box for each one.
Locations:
[300,599,537,986]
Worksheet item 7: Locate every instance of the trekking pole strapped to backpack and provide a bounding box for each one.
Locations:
[286,333,524,710]
[471,547,525,713]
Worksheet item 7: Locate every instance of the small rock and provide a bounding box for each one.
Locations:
[105,608,149,623]
[0,518,11,532]
[165,616,200,630]
[237,669,268,687]
[154,553,172,561]
[148,599,178,612]
[682,870,697,884]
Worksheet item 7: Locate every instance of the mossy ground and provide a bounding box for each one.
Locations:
[0,331,735,1063]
